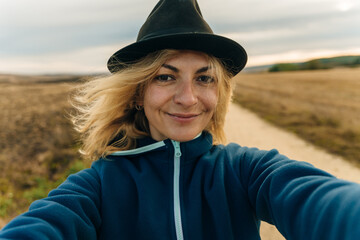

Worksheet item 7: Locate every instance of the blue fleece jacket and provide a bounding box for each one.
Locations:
[1,132,360,239]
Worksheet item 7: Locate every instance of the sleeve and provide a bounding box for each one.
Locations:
[0,166,102,240]
[237,147,360,240]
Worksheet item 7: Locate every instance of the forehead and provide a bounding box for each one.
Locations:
[163,50,210,67]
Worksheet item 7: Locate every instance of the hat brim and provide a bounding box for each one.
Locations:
[107,33,247,76]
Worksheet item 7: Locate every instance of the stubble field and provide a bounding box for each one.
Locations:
[0,75,88,224]
[233,67,360,165]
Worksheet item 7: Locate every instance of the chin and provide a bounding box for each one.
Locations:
[169,132,201,142]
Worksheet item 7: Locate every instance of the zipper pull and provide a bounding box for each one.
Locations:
[172,140,182,158]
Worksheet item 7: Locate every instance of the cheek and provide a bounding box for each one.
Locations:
[143,86,158,107]
[143,84,170,112]
[203,88,219,111]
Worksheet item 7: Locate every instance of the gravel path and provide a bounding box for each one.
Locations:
[224,103,360,240]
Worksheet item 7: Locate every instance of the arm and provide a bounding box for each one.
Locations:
[238,147,360,240]
[0,167,101,240]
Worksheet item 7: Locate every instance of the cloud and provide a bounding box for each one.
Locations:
[0,43,128,74]
[1,0,360,74]
[247,47,360,67]
[0,0,149,57]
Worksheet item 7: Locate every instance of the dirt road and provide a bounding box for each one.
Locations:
[224,103,360,240]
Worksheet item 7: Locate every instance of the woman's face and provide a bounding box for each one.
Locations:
[143,51,218,141]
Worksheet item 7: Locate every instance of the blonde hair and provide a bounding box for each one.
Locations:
[72,49,234,160]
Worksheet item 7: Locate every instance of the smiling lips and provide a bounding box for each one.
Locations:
[167,112,201,122]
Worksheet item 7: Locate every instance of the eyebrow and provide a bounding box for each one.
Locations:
[162,64,179,73]
[161,64,211,74]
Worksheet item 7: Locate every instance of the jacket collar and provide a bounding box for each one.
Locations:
[110,131,213,162]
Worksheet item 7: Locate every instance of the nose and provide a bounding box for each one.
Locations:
[173,79,198,107]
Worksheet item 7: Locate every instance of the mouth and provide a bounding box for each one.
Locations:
[167,112,201,122]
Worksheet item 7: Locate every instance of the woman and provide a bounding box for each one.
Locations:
[1,0,360,239]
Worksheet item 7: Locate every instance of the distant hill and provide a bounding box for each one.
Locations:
[317,55,360,66]
[243,55,360,73]
[268,55,360,72]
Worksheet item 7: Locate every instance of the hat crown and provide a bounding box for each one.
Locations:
[107,0,247,75]
[137,0,213,41]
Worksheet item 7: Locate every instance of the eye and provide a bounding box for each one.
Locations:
[197,75,215,84]
[154,74,175,82]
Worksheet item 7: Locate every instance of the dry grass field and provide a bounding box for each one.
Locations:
[233,67,360,165]
[0,75,88,223]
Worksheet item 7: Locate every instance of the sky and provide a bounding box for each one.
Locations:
[1,0,360,74]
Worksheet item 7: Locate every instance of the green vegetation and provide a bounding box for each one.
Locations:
[23,160,87,203]
[268,63,300,72]
[0,160,87,218]
[269,55,360,72]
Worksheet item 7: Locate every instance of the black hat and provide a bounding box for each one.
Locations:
[107,0,247,76]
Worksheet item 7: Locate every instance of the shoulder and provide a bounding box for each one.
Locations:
[211,143,326,181]
[208,143,285,176]
[212,142,283,164]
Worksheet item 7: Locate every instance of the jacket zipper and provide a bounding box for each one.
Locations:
[171,140,184,240]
